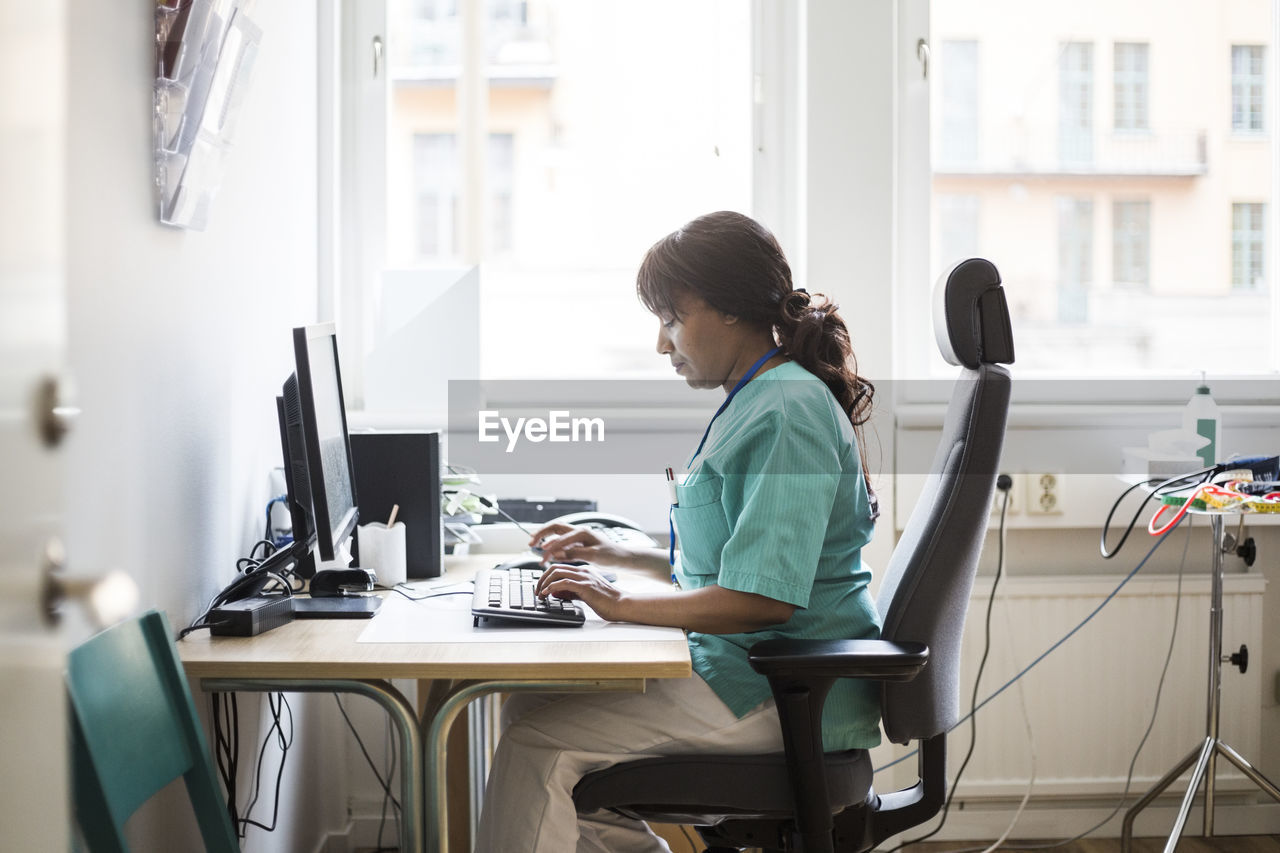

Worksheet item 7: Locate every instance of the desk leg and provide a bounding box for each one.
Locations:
[204,678,423,853]
[421,679,645,853]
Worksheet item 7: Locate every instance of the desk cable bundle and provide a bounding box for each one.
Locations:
[177,538,297,640]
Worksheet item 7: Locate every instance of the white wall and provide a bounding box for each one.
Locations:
[62,3,346,850]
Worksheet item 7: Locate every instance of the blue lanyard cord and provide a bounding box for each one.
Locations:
[669,346,783,574]
[668,505,677,579]
[687,346,783,468]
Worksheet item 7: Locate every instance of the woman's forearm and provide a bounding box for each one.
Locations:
[622,547,674,576]
[615,583,795,634]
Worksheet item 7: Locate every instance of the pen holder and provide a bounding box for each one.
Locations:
[358,522,407,587]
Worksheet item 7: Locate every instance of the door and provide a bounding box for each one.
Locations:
[0,0,71,846]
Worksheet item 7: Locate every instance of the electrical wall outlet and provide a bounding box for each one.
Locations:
[990,473,1019,519]
[1027,472,1064,515]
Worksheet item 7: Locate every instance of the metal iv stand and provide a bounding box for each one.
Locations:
[1121,513,1280,853]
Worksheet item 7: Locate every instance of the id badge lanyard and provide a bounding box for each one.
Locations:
[668,346,782,578]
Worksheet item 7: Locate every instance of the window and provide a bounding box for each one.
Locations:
[1232,202,1266,290]
[922,3,1276,378]
[413,133,458,258]
[936,194,980,269]
[1057,197,1093,324]
[1112,200,1150,288]
[1232,45,1266,133]
[487,133,514,255]
[1114,43,1149,132]
[939,40,979,166]
[1059,42,1094,164]
[377,0,753,382]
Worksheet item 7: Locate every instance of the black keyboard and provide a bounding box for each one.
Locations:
[471,564,585,627]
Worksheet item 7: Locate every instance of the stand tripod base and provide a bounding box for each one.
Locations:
[1121,736,1280,853]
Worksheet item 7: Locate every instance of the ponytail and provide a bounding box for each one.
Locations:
[775,289,877,509]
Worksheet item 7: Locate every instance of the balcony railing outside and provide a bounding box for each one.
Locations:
[936,122,1208,177]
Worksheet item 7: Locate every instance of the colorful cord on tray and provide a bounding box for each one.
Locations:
[1149,481,1280,536]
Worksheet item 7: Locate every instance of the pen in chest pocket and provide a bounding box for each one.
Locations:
[665,467,679,584]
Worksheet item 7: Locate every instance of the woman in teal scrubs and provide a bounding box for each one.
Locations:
[474,211,881,853]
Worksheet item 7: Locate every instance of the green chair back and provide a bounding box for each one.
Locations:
[67,609,238,852]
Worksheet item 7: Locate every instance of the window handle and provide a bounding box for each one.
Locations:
[373,35,384,78]
[917,38,930,80]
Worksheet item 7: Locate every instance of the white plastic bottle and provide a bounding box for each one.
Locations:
[1183,376,1220,468]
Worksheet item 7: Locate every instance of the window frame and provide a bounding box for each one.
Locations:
[1113,41,1150,134]
[1111,198,1151,289]
[1231,44,1267,135]
[1232,201,1267,291]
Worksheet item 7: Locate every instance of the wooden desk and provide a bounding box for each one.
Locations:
[178,555,691,853]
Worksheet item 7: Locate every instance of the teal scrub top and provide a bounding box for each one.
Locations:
[672,360,882,751]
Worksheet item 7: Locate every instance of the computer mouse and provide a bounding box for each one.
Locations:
[310,568,377,598]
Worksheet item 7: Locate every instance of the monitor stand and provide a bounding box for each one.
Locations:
[293,596,382,619]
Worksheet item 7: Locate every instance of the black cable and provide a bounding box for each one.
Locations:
[179,542,295,640]
[334,695,403,814]
[212,692,240,830]
[248,538,276,561]
[238,693,294,837]
[1099,466,1215,559]
[176,619,231,640]
[374,715,398,853]
[887,480,1012,852]
[473,494,541,538]
[944,514,1196,853]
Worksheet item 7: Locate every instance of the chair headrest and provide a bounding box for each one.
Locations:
[933,258,1015,368]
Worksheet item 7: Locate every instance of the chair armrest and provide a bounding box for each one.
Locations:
[748,639,929,682]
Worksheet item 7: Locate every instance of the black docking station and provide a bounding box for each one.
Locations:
[209,594,294,637]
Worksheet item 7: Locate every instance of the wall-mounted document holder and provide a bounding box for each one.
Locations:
[154,0,261,231]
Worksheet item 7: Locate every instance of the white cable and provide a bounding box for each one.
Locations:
[973,596,1037,853]
[971,504,1037,853]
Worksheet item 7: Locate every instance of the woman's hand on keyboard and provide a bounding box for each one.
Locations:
[534,562,625,621]
[528,522,633,568]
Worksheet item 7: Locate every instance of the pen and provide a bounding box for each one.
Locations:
[666,468,679,586]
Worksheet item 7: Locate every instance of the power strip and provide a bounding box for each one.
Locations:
[209,594,294,636]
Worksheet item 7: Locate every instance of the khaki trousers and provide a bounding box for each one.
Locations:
[473,674,784,853]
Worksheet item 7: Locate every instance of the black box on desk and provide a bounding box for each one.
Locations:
[484,498,598,525]
[350,431,443,579]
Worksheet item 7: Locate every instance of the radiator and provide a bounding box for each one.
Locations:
[941,573,1267,798]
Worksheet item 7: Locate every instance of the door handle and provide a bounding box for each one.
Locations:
[35,374,78,449]
[40,537,138,628]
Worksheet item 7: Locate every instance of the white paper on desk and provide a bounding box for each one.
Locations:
[357,581,686,644]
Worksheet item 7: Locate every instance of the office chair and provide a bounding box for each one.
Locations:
[67,609,239,853]
[572,258,1015,853]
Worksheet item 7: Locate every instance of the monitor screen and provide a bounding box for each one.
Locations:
[292,323,358,562]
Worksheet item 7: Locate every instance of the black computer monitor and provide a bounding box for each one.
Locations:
[291,323,359,563]
[275,377,318,578]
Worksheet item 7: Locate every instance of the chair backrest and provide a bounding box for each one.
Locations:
[67,610,238,852]
[876,258,1014,745]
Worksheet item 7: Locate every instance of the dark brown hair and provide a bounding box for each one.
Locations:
[637,211,876,487]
